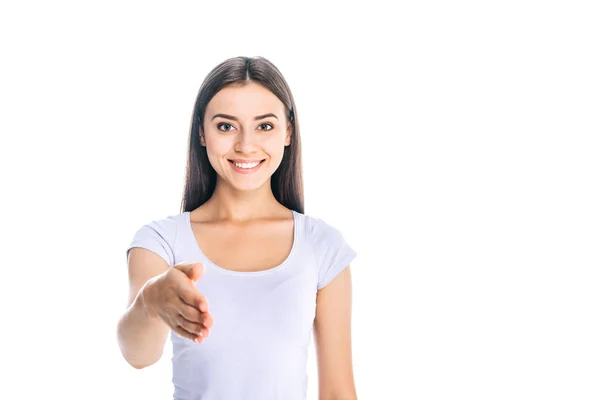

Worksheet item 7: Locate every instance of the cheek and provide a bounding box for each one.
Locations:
[205,135,230,154]
[262,133,287,150]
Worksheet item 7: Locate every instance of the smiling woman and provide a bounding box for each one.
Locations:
[117,56,358,400]
[199,82,292,193]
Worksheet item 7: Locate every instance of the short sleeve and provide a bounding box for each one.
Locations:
[126,215,178,268]
[312,218,357,290]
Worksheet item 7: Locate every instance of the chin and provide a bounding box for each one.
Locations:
[230,177,273,192]
[240,178,270,188]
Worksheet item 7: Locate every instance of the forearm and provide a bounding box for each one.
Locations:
[117,288,169,369]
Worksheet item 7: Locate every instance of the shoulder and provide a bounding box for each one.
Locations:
[299,212,357,290]
[137,212,182,238]
[298,212,348,247]
[127,212,185,266]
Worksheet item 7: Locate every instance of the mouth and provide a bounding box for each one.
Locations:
[227,159,266,174]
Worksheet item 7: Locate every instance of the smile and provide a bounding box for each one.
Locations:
[228,159,265,174]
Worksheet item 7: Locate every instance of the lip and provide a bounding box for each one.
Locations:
[228,159,266,163]
[228,159,265,174]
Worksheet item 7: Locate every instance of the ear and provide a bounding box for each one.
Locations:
[199,132,206,147]
[285,123,292,146]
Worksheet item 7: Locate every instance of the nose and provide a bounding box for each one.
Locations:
[234,128,258,154]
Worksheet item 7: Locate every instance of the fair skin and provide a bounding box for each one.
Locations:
[314,267,357,399]
[198,81,292,221]
[118,81,356,399]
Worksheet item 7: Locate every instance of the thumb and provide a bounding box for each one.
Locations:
[174,262,205,283]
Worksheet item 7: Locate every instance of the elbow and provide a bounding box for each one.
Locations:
[122,352,162,370]
[117,337,163,370]
[129,361,146,370]
[129,361,149,370]
[120,351,148,369]
[116,316,163,370]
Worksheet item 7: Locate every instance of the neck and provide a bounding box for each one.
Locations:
[202,178,283,223]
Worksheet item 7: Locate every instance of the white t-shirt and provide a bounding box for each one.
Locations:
[126,209,357,400]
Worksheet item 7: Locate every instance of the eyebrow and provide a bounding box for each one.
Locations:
[210,113,279,122]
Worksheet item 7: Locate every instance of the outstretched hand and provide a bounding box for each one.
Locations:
[142,261,214,343]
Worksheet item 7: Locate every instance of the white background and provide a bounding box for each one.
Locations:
[1,1,599,399]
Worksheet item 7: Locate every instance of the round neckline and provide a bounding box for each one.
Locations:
[184,209,298,276]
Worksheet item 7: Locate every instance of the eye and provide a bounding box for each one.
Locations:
[259,123,273,131]
[217,123,235,132]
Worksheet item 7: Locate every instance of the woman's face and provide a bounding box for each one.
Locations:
[201,82,292,191]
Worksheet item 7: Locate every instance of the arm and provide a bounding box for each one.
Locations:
[313,265,358,400]
[116,247,170,369]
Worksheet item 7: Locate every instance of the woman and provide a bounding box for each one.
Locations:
[117,56,358,400]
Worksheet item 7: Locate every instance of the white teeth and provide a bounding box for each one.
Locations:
[233,161,261,169]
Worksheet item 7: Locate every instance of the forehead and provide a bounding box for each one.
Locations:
[206,82,285,116]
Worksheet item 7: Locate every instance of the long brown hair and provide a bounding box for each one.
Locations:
[180,56,304,214]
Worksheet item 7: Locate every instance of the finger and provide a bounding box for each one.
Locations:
[179,289,209,312]
[202,311,215,329]
[172,260,195,274]
[173,262,205,282]
[173,325,204,343]
[186,262,204,283]
[177,314,204,337]
[197,294,210,312]
[180,303,203,324]
[180,304,212,339]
